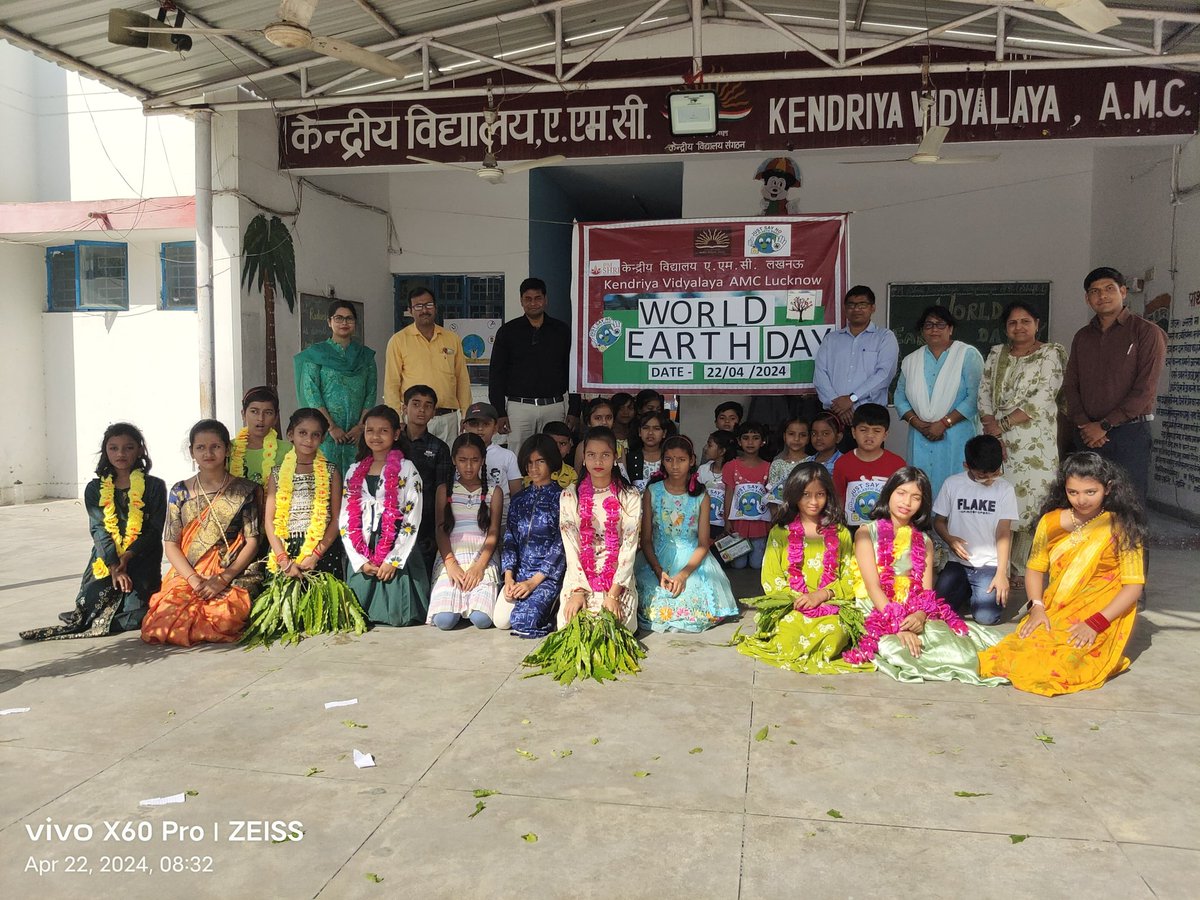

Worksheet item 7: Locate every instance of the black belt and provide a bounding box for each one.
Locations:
[1115,414,1154,426]
[434,407,456,416]
[508,395,564,406]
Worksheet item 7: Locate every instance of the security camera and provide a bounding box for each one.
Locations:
[108,9,193,53]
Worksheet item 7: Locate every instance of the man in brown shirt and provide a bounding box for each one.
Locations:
[1063,266,1167,501]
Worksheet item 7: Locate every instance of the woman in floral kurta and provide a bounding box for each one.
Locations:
[558,479,643,632]
[294,301,377,474]
[979,303,1067,577]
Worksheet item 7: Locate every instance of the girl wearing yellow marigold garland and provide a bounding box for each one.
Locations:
[264,408,345,578]
[22,423,166,641]
[227,385,293,489]
[141,421,262,647]
[979,453,1147,696]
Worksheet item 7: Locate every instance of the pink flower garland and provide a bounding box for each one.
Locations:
[578,476,621,593]
[346,451,406,567]
[842,519,968,664]
[786,519,842,619]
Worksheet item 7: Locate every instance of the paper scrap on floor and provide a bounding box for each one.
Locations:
[325,699,358,709]
[353,749,375,769]
[140,793,187,806]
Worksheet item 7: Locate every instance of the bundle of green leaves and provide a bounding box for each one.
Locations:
[521,609,646,685]
[241,571,367,648]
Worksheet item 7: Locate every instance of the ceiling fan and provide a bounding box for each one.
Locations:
[1032,0,1121,34]
[109,0,415,80]
[842,94,999,166]
[406,84,565,184]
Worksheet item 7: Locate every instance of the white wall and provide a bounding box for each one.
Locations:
[38,230,201,497]
[1091,143,1200,520]
[0,244,49,501]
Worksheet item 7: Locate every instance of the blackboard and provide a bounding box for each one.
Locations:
[299,293,365,350]
[887,282,1052,364]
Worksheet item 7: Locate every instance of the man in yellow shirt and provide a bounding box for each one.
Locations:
[384,287,472,444]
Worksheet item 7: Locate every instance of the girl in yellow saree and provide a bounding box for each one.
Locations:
[142,421,262,647]
[979,452,1146,696]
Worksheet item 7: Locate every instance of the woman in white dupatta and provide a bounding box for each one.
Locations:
[894,305,984,497]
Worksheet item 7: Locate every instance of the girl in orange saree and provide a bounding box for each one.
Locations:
[979,452,1147,696]
[141,420,262,647]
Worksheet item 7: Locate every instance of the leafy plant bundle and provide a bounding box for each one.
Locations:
[241,572,367,648]
[733,593,866,644]
[521,609,646,684]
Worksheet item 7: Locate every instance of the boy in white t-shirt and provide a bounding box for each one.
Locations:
[932,435,1018,625]
[461,402,523,529]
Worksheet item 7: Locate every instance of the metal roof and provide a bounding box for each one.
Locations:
[1,0,1198,111]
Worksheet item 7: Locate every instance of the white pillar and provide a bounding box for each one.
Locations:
[194,108,215,417]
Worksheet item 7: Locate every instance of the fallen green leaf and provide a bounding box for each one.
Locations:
[240,692,249,698]
[954,791,992,798]
[1034,733,1055,745]
[468,801,486,819]
[633,771,651,778]
[553,749,573,759]
[185,790,199,797]
[826,809,843,819]
[473,789,500,798]
[515,748,538,761]
[788,740,798,746]
[305,767,323,777]
[689,747,703,754]
[1089,724,1100,732]
[651,755,660,761]
[272,828,305,844]
[343,720,368,729]
[365,872,383,882]
[521,719,531,725]
[821,685,837,691]
[805,831,817,838]
[1009,834,1029,844]
[754,725,770,742]
[166,709,176,718]
[521,832,538,843]
[590,737,600,745]
[893,714,917,719]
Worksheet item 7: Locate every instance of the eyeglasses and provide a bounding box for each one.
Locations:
[330,315,356,324]
[922,321,949,331]
[845,301,873,310]
[410,302,436,312]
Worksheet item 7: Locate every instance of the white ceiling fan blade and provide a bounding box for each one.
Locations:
[122,26,258,37]
[279,0,320,28]
[405,156,479,173]
[500,155,567,175]
[923,155,1000,165]
[915,125,949,159]
[1034,0,1121,33]
[310,36,413,79]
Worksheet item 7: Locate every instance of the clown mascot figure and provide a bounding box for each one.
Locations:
[754,156,801,215]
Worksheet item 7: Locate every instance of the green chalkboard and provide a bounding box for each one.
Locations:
[299,293,364,350]
[887,282,1052,365]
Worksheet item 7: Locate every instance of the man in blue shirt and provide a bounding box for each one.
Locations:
[813,286,900,435]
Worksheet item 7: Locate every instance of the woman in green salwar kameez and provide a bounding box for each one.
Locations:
[295,299,377,474]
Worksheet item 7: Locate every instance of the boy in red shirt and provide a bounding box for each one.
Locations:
[833,403,905,528]
[723,421,772,568]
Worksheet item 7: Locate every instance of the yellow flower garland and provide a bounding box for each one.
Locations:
[268,449,331,574]
[229,428,279,483]
[92,470,146,579]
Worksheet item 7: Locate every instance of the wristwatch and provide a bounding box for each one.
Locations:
[1100,420,1113,432]
[849,393,859,403]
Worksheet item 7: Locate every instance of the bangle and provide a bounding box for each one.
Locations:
[1085,612,1111,633]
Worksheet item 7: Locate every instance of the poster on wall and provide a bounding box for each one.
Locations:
[571,216,848,395]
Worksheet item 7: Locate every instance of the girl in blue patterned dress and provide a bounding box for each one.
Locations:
[636,436,739,632]
[497,435,566,638]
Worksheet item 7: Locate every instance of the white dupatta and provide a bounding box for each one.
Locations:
[902,340,968,422]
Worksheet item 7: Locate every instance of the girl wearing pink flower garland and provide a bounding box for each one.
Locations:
[846,467,1006,684]
[737,463,873,674]
[559,426,643,632]
[340,406,429,627]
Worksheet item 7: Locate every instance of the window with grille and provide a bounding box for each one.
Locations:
[392,274,505,329]
[160,241,196,310]
[77,242,128,310]
[46,246,77,311]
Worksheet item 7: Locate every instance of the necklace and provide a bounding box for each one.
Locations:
[578,477,621,593]
[92,470,146,579]
[785,519,842,618]
[1067,508,1100,547]
[345,451,410,567]
[229,428,279,483]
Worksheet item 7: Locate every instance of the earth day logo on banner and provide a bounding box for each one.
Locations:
[589,317,623,352]
[745,224,791,256]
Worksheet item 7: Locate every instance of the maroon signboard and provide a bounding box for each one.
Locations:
[279,49,1200,170]
[571,216,848,395]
